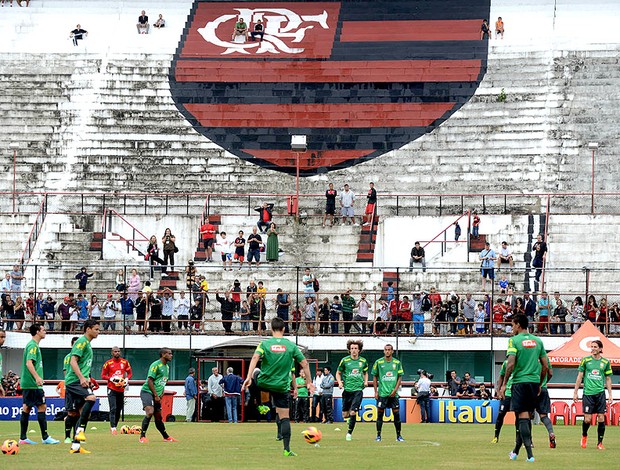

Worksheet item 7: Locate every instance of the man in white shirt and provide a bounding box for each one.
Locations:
[339,184,356,225]
[415,370,432,423]
[206,367,224,421]
[498,241,514,270]
[175,291,190,330]
[161,289,175,333]
[311,369,323,423]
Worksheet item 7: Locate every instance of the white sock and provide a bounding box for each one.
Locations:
[71,443,80,450]
[76,427,84,434]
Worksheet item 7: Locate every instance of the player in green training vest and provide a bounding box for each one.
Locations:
[139,347,177,443]
[573,339,613,450]
[337,339,368,441]
[19,323,60,445]
[499,314,548,463]
[61,336,79,443]
[371,344,404,442]
[243,317,314,457]
[65,319,100,454]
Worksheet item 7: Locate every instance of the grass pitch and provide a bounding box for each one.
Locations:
[0,420,617,469]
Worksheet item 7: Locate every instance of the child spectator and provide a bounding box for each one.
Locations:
[115,269,126,292]
[456,312,467,335]
[498,274,509,293]
[330,296,342,334]
[75,267,94,292]
[472,210,480,239]
[240,300,250,333]
[474,303,486,334]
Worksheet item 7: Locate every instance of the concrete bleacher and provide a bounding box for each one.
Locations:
[1,0,619,304]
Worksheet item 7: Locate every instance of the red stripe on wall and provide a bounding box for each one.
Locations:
[243,149,374,170]
[175,59,482,83]
[340,19,482,42]
[184,102,454,128]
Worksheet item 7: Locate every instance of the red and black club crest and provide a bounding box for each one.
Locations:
[170,0,490,175]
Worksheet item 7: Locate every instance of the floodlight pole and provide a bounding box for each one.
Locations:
[9,143,19,212]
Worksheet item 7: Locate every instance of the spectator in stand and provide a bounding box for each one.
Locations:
[552,299,569,335]
[302,268,315,300]
[362,182,377,226]
[118,291,134,332]
[480,19,490,40]
[505,287,517,311]
[330,295,342,334]
[498,274,509,294]
[149,291,163,333]
[475,383,490,399]
[597,297,608,334]
[255,202,274,234]
[387,296,400,335]
[463,372,477,387]
[472,210,480,239]
[35,293,45,323]
[232,17,248,41]
[161,228,177,275]
[532,234,547,283]
[70,24,88,46]
[374,299,390,335]
[135,292,147,332]
[447,293,460,335]
[176,291,190,331]
[276,288,291,332]
[454,221,462,241]
[146,236,165,279]
[446,370,461,396]
[609,302,619,334]
[513,297,525,316]
[498,241,513,271]
[68,297,79,332]
[311,369,323,423]
[386,281,394,302]
[216,290,235,335]
[339,184,356,225]
[56,296,69,332]
[10,264,24,301]
[89,295,101,322]
[185,368,198,422]
[127,268,141,301]
[341,289,355,334]
[13,296,25,331]
[102,294,117,331]
[495,17,505,39]
[200,217,217,263]
[216,232,233,271]
[291,304,301,334]
[354,293,371,334]
[431,303,443,335]
[585,295,598,323]
[137,10,150,34]
[461,293,476,334]
[318,297,330,334]
[266,223,279,262]
[493,297,506,333]
[220,367,243,423]
[411,293,424,336]
[239,300,250,334]
[161,289,174,333]
[430,386,439,397]
[304,296,318,335]
[398,295,412,334]
[115,269,126,292]
[456,381,475,398]
[479,242,496,291]
[1,272,11,301]
[322,183,337,227]
[474,303,486,334]
[231,279,242,313]
[537,291,550,334]
[25,292,35,327]
[250,18,264,42]
[153,13,165,29]
[233,230,246,270]
[189,297,202,332]
[75,267,95,293]
[246,227,263,269]
[76,294,89,329]
[409,241,426,273]
[523,292,536,328]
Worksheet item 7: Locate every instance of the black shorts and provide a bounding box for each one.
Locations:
[204,238,214,248]
[65,381,94,412]
[377,396,399,410]
[22,389,46,408]
[510,382,538,414]
[535,388,551,415]
[140,390,162,412]
[269,391,290,409]
[481,268,495,279]
[342,390,363,413]
[583,392,607,415]
[325,202,335,215]
[498,396,512,415]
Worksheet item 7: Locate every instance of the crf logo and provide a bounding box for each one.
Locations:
[522,340,537,348]
[270,345,286,353]
[198,7,330,55]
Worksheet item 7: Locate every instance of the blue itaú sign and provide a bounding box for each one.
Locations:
[431,399,499,424]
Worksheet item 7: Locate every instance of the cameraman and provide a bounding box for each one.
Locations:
[415,370,432,423]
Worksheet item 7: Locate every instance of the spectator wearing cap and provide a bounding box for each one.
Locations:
[185,368,198,422]
[42,295,57,331]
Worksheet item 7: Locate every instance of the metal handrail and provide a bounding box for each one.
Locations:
[19,195,47,271]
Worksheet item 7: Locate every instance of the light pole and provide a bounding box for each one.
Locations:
[588,142,598,214]
[9,142,19,213]
[291,135,307,220]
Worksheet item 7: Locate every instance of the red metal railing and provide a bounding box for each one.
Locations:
[19,195,47,271]
[101,208,150,255]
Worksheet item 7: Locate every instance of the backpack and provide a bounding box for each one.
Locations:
[313,277,320,292]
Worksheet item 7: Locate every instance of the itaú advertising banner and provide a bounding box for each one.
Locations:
[333,398,407,422]
[429,399,499,424]
[0,397,99,421]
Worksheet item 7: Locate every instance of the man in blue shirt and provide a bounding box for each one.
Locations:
[185,368,197,422]
[220,367,243,423]
[479,242,496,291]
[119,293,134,333]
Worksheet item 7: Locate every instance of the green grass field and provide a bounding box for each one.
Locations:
[0,420,617,469]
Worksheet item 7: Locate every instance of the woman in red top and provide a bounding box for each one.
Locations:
[596,297,608,334]
[585,295,598,322]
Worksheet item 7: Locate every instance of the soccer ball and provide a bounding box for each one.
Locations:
[1,439,19,455]
[130,425,142,435]
[302,427,322,444]
[120,425,131,435]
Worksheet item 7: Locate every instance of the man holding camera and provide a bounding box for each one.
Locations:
[372,344,405,441]
[414,369,432,424]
